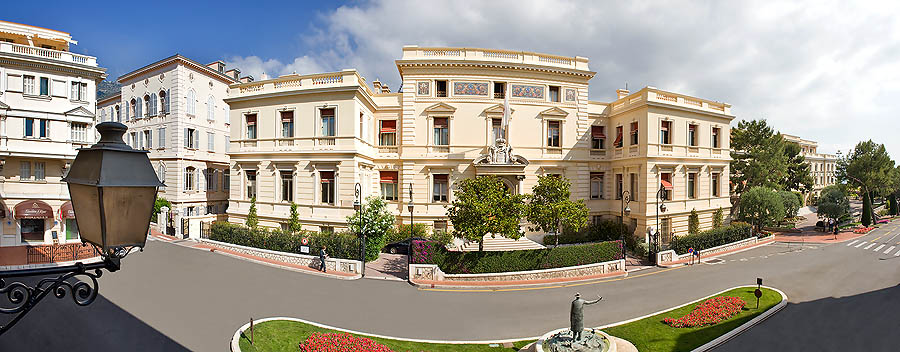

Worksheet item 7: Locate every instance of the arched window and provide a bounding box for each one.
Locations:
[207,95,215,121]
[136,97,143,118]
[185,166,196,191]
[149,93,158,116]
[187,89,196,115]
[159,90,168,114]
[129,98,136,120]
[157,163,166,184]
[115,105,121,122]
[143,94,151,117]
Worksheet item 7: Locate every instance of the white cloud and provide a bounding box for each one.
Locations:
[228,0,900,158]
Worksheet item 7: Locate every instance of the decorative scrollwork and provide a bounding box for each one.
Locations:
[0,262,109,335]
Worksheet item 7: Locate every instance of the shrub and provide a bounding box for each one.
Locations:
[713,207,724,228]
[298,332,393,352]
[152,197,172,222]
[664,296,746,328]
[542,220,627,246]
[688,209,700,235]
[672,222,754,255]
[209,222,360,259]
[246,197,258,229]
[413,240,622,274]
[385,223,429,245]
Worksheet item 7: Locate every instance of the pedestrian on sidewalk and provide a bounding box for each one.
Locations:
[319,246,328,272]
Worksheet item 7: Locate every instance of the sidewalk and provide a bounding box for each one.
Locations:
[774,231,863,244]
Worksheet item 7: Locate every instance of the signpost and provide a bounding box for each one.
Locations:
[688,247,694,265]
[300,237,309,254]
[755,278,763,309]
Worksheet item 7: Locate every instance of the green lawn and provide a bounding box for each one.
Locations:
[604,287,781,352]
[237,320,534,352]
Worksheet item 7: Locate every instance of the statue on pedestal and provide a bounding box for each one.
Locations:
[571,293,602,341]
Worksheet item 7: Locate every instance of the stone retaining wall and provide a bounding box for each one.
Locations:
[657,235,775,265]
[410,259,625,282]
[199,239,362,275]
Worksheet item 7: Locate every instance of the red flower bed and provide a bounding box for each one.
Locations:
[298,332,394,352]
[664,296,746,328]
[853,227,875,234]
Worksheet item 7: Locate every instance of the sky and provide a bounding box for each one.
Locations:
[7,0,899,158]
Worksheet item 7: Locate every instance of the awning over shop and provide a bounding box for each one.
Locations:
[15,200,53,219]
[60,201,75,219]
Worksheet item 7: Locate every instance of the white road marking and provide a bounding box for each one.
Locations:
[865,243,876,250]
[856,241,867,248]
[895,249,900,257]
[885,246,895,254]
[847,240,859,246]
[875,244,885,252]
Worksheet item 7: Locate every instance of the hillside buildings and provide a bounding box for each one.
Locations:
[102,55,242,232]
[0,20,105,256]
[224,46,734,245]
[782,134,837,201]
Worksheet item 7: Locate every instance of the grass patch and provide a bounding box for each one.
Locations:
[604,287,781,352]
[237,320,534,352]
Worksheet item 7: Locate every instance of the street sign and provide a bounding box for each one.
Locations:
[300,245,310,254]
[301,237,309,245]
[754,288,762,309]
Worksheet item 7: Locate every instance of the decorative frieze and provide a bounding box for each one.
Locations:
[453,82,488,96]
[511,84,544,99]
[565,88,576,101]
[416,81,430,96]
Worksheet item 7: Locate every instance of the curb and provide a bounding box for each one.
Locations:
[229,285,787,352]
[410,270,628,290]
[658,237,775,268]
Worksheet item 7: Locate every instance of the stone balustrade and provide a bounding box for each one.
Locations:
[410,258,625,283]
[0,42,98,66]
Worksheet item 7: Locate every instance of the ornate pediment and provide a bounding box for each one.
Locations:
[539,106,568,117]
[483,104,514,116]
[423,102,456,114]
[64,106,95,118]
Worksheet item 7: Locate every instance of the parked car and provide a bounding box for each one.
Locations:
[382,237,427,254]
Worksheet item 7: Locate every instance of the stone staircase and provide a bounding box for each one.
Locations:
[456,235,545,252]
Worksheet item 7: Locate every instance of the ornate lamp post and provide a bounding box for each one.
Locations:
[653,184,668,265]
[0,122,163,335]
[406,184,414,283]
[353,183,365,278]
[620,190,631,268]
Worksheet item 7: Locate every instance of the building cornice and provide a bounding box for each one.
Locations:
[395,60,596,79]
[118,54,238,85]
[0,56,106,80]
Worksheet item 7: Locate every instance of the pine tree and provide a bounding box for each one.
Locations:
[288,202,302,234]
[688,208,700,235]
[861,193,872,227]
[246,197,258,229]
[889,194,898,216]
[713,207,724,228]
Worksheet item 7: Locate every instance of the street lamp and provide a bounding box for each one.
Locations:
[406,184,414,283]
[653,183,668,265]
[620,190,631,268]
[0,122,162,335]
[354,183,365,278]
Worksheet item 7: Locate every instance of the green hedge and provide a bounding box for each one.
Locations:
[413,240,623,274]
[542,220,628,246]
[209,222,360,260]
[672,222,754,255]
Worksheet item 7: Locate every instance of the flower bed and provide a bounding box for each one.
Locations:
[298,332,393,352]
[853,227,875,234]
[663,296,746,328]
[412,239,622,274]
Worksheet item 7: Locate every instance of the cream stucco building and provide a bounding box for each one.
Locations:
[107,55,242,233]
[0,21,104,252]
[225,46,734,245]
[782,134,837,202]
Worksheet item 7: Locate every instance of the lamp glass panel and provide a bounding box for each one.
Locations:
[101,186,156,249]
[68,184,103,249]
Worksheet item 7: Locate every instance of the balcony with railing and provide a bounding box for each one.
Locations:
[229,69,373,99]
[0,42,98,67]
[399,46,590,72]
[609,87,733,117]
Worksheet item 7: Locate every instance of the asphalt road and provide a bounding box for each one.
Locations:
[2,221,900,351]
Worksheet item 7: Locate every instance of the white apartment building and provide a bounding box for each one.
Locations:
[108,55,241,226]
[225,46,734,245]
[782,134,837,201]
[0,21,105,259]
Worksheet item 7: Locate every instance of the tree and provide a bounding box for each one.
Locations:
[288,202,302,234]
[836,140,895,222]
[782,142,815,194]
[817,186,850,226]
[688,208,700,235]
[730,120,788,196]
[739,186,785,230]
[778,190,801,219]
[862,193,873,227]
[713,207,724,228]
[525,175,589,246]
[246,197,258,229]
[347,196,396,262]
[890,193,899,216]
[446,175,526,251]
[152,197,172,222]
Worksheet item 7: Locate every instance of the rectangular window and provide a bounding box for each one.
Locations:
[224,169,230,190]
[186,128,197,149]
[20,161,30,180]
[158,127,166,148]
[492,118,502,141]
[688,124,698,146]
[71,122,87,142]
[320,108,335,137]
[65,218,79,240]
[547,120,561,147]
[70,82,87,101]
[320,171,335,205]
[435,80,447,97]
[379,120,397,146]
[616,174,623,200]
[185,168,195,191]
[688,173,697,199]
[23,76,35,95]
[630,122,639,145]
[660,121,671,144]
[25,118,33,137]
[144,130,152,150]
[712,173,720,197]
[208,132,215,151]
[245,114,257,139]
[21,218,45,241]
[493,82,505,99]
[712,127,720,148]
[433,117,449,146]
[39,119,48,138]
[661,172,673,200]
[206,169,215,191]
[549,86,560,102]
[433,174,449,202]
[281,171,293,202]
[590,172,604,199]
[630,173,637,199]
[246,170,257,199]
[130,132,137,148]
[39,77,49,96]
[380,171,398,200]
[614,126,623,148]
[434,220,448,234]
[281,111,294,138]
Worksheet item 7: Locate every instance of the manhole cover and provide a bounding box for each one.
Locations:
[703,258,725,264]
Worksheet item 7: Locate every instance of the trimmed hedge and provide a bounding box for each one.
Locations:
[542,220,628,246]
[209,222,359,260]
[672,222,754,255]
[413,240,623,274]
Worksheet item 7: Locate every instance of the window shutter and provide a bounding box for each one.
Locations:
[184,128,189,148]
[194,130,199,149]
[148,130,153,148]
[165,89,171,113]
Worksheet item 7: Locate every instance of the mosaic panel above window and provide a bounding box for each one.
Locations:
[453,82,489,96]
[565,88,577,101]
[511,84,545,99]
[417,81,430,96]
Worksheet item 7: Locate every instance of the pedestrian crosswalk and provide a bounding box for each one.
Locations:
[846,239,900,256]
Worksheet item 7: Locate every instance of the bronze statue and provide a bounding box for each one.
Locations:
[570,293,602,341]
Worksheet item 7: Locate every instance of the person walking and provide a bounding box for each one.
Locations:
[319,245,328,272]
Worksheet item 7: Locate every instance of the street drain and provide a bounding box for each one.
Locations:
[703,258,725,264]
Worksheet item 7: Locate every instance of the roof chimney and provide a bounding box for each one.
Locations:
[616,88,630,99]
[372,79,382,92]
[260,72,268,81]
[239,76,254,83]
[225,68,241,81]
[207,60,226,73]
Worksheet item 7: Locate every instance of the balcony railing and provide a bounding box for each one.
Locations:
[1,42,98,67]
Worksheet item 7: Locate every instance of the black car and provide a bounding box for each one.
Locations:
[382,237,428,254]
